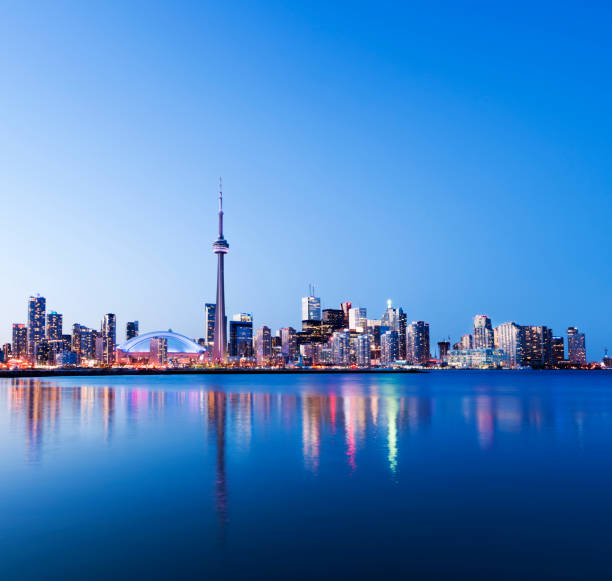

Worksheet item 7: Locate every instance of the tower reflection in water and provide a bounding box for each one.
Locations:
[3,376,601,521]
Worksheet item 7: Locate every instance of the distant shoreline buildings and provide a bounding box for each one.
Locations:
[0,184,604,371]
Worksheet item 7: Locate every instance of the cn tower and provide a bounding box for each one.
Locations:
[212,179,229,362]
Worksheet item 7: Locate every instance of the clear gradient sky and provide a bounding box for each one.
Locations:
[1,1,610,357]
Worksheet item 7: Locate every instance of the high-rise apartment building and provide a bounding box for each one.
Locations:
[281,327,297,360]
[398,309,407,360]
[204,303,216,348]
[521,325,552,367]
[126,321,139,341]
[406,321,430,365]
[551,336,565,366]
[46,311,63,340]
[567,327,587,365]
[331,331,350,366]
[355,334,371,367]
[495,322,523,368]
[473,315,494,349]
[101,313,116,364]
[12,324,27,360]
[381,330,399,365]
[27,295,46,362]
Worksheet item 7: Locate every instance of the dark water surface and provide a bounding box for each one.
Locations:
[1,371,612,579]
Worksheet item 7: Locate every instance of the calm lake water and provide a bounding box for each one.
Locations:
[1,371,612,579]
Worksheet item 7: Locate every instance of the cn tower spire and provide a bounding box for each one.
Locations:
[212,178,229,363]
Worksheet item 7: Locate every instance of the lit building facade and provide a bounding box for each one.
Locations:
[12,324,27,360]
[406,321,430,365]
[254,326,272,365]
[348,307,367,333]
[204,303,216,348]
[567,327,586,364]
[381,330,399,365]
[126,321,139,341]
[495,322,523,368]
[551,336,565,366]
[473,315,494,349]
[281,327,297,360]
[27,295,46,363]
[46,311,63,340]
[230,314,254,358]
[101,313,116,364]
[447,348,505,369]
[355,334,371,367]
[302,296,321,322]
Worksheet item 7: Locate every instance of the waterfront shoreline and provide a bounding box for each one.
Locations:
[0,367,427,378]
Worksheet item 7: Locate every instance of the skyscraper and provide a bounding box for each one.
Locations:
[204,303,216,348]
[150,336,168,366]
[46,311,63,340]
[322,309,344,332]
[230,314,253,358]
[302,295,321,322]
[341,301,352,328]
[348,307,367,333]
[331,331,350,366]
[355,334,371,367]
[551,336,565,366]
[495,322,523,368]
[398,308,407,360]
[473,315,494,349]
[126,321,139,341]
[212,182,229,363]
[437,340,450,362]
[281,327,298,360]
[406,321,430,365]
[567,326,587,365]
[12,324,27,360]
[381,330,399,365]
[101,313,116,364]
[254,325,272,365]
[521,325,552,367]
[27,295,46,363]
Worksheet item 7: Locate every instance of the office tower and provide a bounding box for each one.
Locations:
[46,311,63,340]
[381,300,399,331]
[348,307,367,333]
[438,341,450,362]
[567,327,587,365]
[356,334,371,367]
[281,327,298,360]
[521,325,553,367]
[341,301,352,328]
[381,330,399,365]
[406,321,430,365]
[101,313,116,364]
[254,326,272,365]
[495,322,523,368]
[322,309,344,332]
[551,336,565,366]
[2,343,11,362]
[80,328,95,360]
[204,303,216,348]
[12,324,27,359]
[398,309,407,360]
[212,181,229,363]
[230,314,254,357]
[461,334,473,350]
[302,295,321,322]
[473,315,494,349]
[331,331,350,366]
[27,295,46,362]
[150,337,168,365]
[126,321,139,341]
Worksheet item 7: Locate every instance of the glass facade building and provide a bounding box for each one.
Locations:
[27,295,46,363]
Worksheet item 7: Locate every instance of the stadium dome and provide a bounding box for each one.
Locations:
[117,331,205,354]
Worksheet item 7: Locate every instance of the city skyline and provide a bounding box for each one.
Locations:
[1,3,610,356]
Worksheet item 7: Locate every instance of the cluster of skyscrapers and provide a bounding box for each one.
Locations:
[0,186,593,370]
[0,294,138,368]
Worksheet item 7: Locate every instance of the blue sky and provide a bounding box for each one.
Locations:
[0,1,610,357]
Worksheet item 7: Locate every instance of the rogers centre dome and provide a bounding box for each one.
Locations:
[116,330,206,364]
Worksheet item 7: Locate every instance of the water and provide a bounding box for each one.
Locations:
[1,371,612,579]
